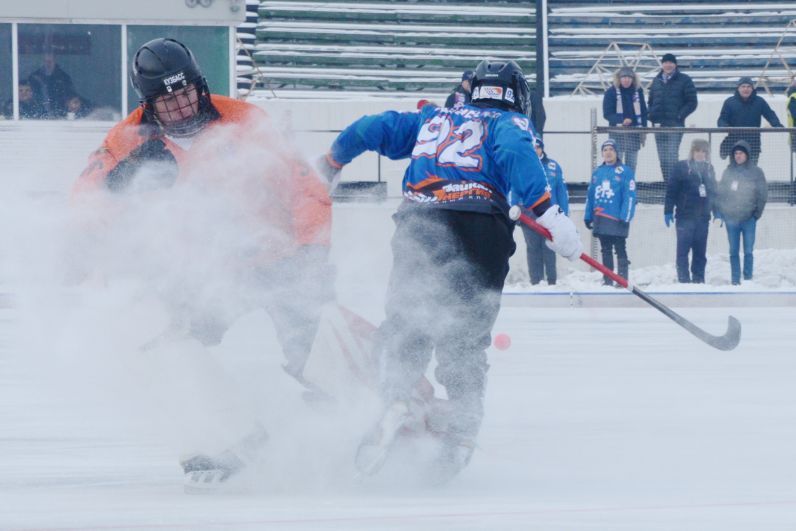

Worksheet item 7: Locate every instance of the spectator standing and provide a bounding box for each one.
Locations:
[716,140,768,285]
[520,137,569,285]
[718,77,783,164]
[664,139,718,283]
[788,77,796,155]
[647,53,698,182]
[27,52,76,119]
[444,70,474,108]
[584,139,637,285]
[528,82,546,137]
[602,66,648,172]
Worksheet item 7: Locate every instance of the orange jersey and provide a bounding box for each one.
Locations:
[74,95,331,262]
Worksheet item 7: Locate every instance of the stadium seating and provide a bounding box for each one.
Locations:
[250,0,535,94]
[242,1,796,97]
[547,1,796,95]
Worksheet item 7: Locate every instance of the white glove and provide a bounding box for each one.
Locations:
[537,206,582,262]
[316,153,343,192]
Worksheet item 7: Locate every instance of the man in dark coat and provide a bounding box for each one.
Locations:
[27,52,76,119]
[664,139,718,283]
[647,53,698,182]
[528,85,546,137]
[444,70,474,108]
[718,77,784,164]
[716,140,768,285]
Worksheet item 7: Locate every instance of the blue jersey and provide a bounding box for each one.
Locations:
[584,162,637,227]
[541,156,569,215]
[329,104,549,215]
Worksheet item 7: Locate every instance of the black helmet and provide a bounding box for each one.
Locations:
[131,38,213,136]
[132,38,205,100]
[470,60,530,115]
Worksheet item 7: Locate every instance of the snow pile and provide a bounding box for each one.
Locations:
[506,247,796,292]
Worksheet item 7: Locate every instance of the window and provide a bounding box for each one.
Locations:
[0,24,11,119]
[17,24,121,120]
[127,26,230,114]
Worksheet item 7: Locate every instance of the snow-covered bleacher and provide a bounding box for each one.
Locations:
[249,0,535,94]
[548,1,796,95]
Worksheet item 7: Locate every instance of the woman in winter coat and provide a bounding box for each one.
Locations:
[716,140,768,285]
[664,139,718,283]
[602,66,648,172]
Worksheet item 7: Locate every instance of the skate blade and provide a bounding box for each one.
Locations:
[354,440,394,479]
[183,469,237,494]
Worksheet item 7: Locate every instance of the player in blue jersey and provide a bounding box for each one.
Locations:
[318,60,582,482]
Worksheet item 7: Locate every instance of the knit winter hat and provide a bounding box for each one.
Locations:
[462,70,475,82]
[601,139,617,151]
[732,141,750,157]
[618,66,634,79]
[661,53,677,65]
[737,76,754,88]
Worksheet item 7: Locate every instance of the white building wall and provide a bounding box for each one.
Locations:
[0,95,792,278]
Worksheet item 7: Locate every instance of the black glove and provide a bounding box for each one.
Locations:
[584,219,593,230]
[106,138,178,193]
[316,153,343,190]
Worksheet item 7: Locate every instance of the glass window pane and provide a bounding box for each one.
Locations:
[0,24,12,119]
[18,24,121,121]
[127,26,230,114]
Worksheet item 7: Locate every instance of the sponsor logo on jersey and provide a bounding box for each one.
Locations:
[615,166,624,174]
[162,71,186,92]
[547,161,556,169]
[629,179,636,191]
[405,178,495,204]
[595,179,615,200]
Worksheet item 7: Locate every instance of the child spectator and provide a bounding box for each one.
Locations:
[584,139,637,285]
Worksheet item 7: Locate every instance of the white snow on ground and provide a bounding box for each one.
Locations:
[505,248,796,291]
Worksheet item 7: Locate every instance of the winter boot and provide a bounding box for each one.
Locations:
[618,258,630,282]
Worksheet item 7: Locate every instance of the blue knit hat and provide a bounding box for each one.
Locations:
[601,139,617,151]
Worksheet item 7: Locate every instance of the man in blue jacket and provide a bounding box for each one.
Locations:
[318,60,581,482]
[585,139,637,285]
[520,138,570,285]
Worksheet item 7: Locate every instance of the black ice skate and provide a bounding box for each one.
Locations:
[180,451,245,493]
[180,427,268,494]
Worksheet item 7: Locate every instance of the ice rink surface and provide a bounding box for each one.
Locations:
[1,302,795,531]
